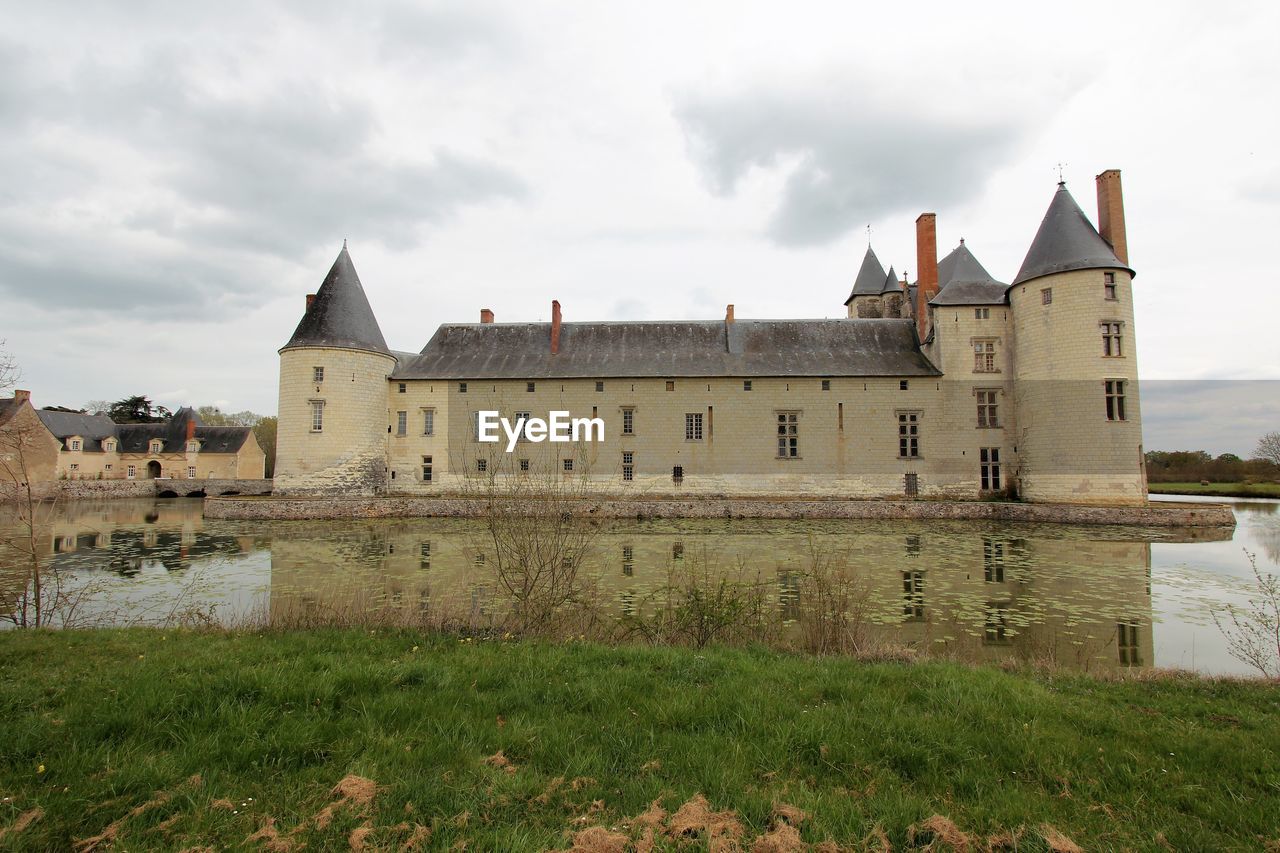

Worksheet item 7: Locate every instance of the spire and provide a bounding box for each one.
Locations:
[932,242,1008,305]
[1013,183,1134,285]
[843,246,888,305]
[880,265,902,294]
[282,245,390,354]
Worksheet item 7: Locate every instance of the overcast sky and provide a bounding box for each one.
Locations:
[1,1,1277,455]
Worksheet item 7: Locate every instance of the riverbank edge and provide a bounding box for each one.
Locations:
[205,493,1236,527]
[0,478,272,503]
[1149,482,1280,499]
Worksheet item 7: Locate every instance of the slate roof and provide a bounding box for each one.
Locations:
[844,247,888,304]
[34,405,251,454]
[282,245,391,355]
[1013,183,1135,285]
[881,266,902,294]
[0,397,21,427]
[931,242,1009,305]
[392,319,939,379]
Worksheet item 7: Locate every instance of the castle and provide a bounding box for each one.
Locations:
[275,169,1146,506]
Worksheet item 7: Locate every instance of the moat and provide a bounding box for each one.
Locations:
[3,496,1275,676]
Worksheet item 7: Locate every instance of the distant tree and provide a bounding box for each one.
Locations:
[1258,432,1280,468]
[82,400,111,416]
[109,396,170,424]
[1,340,18,396]
[252,416,277,478]
[196,405,232,426]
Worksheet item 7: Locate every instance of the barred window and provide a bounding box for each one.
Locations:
[563,458,574,472]
[1105,380,1127,421]
[976,390,999,428]
[622,451,634,482]
[776,411,799,458]
[898,412,920,458]
[1102,322,1123,357]
[685,412,703,441]
[973,339,997,372]
[519,458,530,472]
[1041,288,1053,305]
[476,458,487,473]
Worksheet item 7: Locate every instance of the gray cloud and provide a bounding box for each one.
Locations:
[0,20,526,319]
[673,82,1035,246]
[1141,381,1280,457]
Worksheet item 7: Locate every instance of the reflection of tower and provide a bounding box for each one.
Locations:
[276,246,395,496]
[1009,172,1145,505]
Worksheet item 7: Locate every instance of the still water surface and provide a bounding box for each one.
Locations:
[2,496,1275,676]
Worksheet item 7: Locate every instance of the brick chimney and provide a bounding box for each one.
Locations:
[1096,169,1127,265]
[186,418,196,442]
[725,304,735,324]
[13,389,30,403]
[914,213,938,340]
[305,293,316,310]
[550,300,562,355]
[480,308,494,324]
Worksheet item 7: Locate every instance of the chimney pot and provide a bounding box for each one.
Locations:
[480,308,494,324]
[305,293,316,310]
[14,389,30,402]
[914,213,939,341]
[725,304,735,323]
[1096,169,1128,266]
[551,300,562,355]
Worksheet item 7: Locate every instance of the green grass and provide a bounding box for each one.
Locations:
[1,630,1278,850]
[1149,482,1280,498]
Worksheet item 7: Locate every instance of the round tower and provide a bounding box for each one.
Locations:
[275,245,395,495]
[1008,172,1145,505]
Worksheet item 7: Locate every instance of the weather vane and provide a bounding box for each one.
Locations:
[1055,162,1067,183]
[866,223,872,244]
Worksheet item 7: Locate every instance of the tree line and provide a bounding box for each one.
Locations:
[1146,432,1280,483]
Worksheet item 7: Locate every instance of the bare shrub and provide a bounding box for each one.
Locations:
[793,536,877,655]
[1212,549,1280,679]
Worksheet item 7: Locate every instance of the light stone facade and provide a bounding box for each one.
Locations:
[276,172,1148,506]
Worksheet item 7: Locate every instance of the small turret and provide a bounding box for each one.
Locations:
[845,246,890,318]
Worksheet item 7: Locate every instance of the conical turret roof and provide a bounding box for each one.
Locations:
[932,242,1008,305]
[282,245,390,354]
[880,266,902,294]
[843,246,888,305]
[1013,183,1134,285]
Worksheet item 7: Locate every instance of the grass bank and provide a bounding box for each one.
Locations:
[1149,481,1280,498]
[1,630,1278,851]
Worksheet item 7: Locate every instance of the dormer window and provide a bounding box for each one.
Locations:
[103,438,117,452]
[186,440,200,452]
[68,438,82,451]
[149,440,163,454]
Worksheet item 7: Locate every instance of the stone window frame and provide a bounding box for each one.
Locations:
[398,383,407,393]
[562,457,574,473]
[421,455,433,483]
[621,406,635,436]
[776,410,800,459]
[1104,272,1118,301]
[396,410,408,436]
[743,380,753,391]
[422,408,435,436]
[186,440,200,452]
[974,388,1001,429]
[621,450,634,482]
[596,381,605,392]
[684,412,704,442]
[519,458,530,472]
[1041,288,1053,305]
[897,410,922,458]
[69,462,79,472]
[975,307,990,319]
[69,438,82,451]
[980,447,1002,491]
[309,400,325,433]
[476,458,488,473]
[127,464,136,479]
[103,438,117,452]
[1104,379,1127,422]
[1101,320,1124,357]
[972,337,1000,373]
[313,366,324,383]
[821,379,831,391]
[149,439,164,453]
[187,466,196,479]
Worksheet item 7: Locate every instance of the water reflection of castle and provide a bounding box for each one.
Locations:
[267,519,1194,673]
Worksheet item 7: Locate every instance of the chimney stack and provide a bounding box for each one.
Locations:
[1096,169,1127,265]
[914,213,938,341]
[725,304,735,324]
[186,418,196,442]
[480,308,494,324]
[14,389,30,403]
[551,300,562,355]
[305,293,316,310]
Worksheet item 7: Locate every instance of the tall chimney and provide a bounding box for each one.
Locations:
[550,300,562,355]
[480,308,494,324]
[305,293,316,310]
[186,418,196,442]
[1096,169,1127,265]
[14,389,30,403]
[915,213,938,341]
[725,304,735,324]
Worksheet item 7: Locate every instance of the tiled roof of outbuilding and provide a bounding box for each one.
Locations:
[392,318,939,380]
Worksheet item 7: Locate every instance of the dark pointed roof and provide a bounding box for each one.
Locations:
[1013,183,1134,285]
[880,266,902,294]
[843,246,888,305]
[931,242,1009,305]
[281,246,390,355]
